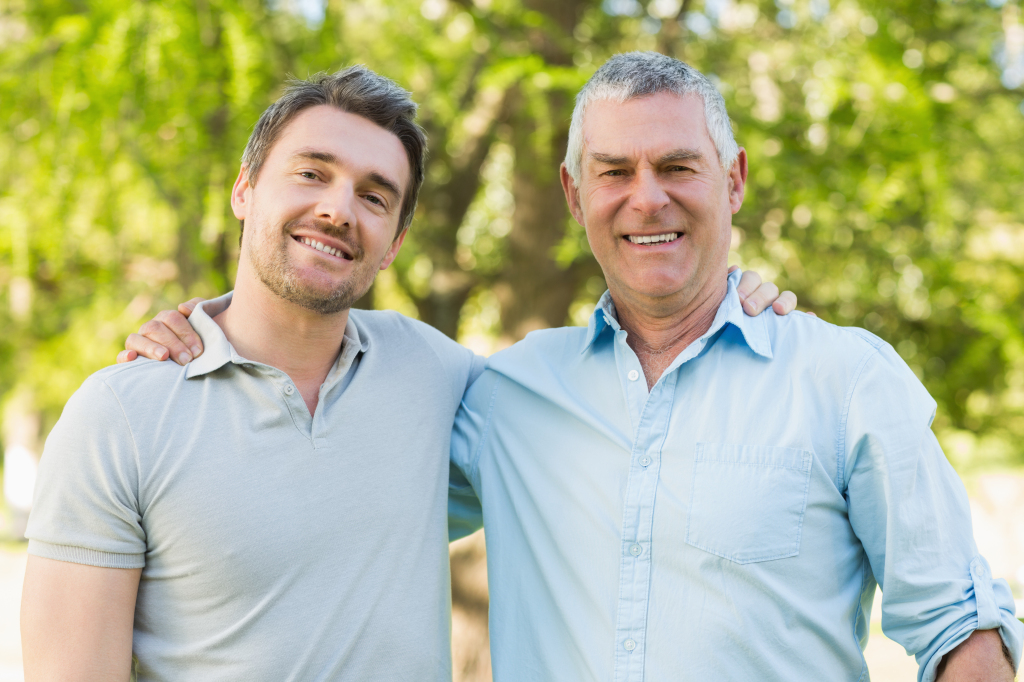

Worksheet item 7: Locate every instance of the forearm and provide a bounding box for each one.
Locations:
[935,628,1016,682]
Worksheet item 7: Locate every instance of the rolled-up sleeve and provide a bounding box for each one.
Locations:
[843,343,1022,682]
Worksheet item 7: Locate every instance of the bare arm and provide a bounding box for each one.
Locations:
[21,555,142,682]
[936,628,1016,682]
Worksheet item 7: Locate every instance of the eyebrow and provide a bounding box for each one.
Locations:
[292,149,403,202]
[588,148,705,165]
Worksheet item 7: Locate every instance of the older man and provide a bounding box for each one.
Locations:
[447,53,1021,681]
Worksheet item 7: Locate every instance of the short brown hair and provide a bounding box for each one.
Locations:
[242,66,426,234]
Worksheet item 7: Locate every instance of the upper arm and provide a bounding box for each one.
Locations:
[21,555,141,682]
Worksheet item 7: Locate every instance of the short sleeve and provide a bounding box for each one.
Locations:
[26,375,147,568]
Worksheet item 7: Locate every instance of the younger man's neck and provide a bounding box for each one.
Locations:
[213,271,349,412]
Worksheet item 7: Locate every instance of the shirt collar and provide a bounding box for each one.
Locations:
[186,292,370,379]
[581,289,620,352]
[580,269,773,359]
[186,292,236,378]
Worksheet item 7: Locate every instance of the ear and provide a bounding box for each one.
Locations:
[230,165,252,220]
[727,148,748,215]
[560,164,586,227]
[379,227,408,271]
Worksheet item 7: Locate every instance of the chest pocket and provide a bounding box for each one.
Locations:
[685,443,812,564]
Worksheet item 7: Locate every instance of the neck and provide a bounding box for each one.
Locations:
[214,263,349,415]
[612,273,729,389]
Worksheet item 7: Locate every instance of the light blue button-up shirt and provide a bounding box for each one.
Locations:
[450,270,1022,682]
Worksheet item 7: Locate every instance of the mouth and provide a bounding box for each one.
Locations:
[292,235,354,261]
[624,232,681,245]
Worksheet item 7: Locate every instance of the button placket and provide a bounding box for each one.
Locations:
[613,374,676,682]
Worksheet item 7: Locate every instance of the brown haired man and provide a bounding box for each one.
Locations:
[21,66,480,681]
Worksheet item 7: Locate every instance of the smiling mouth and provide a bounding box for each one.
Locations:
[626,232,680,245]
[294,235,353,260]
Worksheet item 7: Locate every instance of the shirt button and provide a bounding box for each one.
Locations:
[624,638,636,652]
[639,455,651,467]
[284,384,295,395]
[629,544,642,557]
[627,370,639,381]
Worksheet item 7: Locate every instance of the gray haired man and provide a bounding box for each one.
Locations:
[448,52,1022,681]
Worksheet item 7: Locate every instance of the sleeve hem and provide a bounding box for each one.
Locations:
[28,539,145,569]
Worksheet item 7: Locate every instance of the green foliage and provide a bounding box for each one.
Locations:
[1,0,1022,469]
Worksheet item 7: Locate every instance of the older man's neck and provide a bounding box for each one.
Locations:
[613,277,729,389]
[213,270,349,414]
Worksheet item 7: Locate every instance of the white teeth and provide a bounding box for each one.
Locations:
[299,237,344,258]
[628,232,679,245]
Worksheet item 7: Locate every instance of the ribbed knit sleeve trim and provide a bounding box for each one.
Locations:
[28,539,145,569]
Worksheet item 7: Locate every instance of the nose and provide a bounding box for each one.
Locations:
[316,181,357,228]
[630,170,670,216]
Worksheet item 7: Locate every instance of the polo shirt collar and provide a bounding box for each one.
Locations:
[186,292,369,379]
[580,269,773,359]
[186,293,235,378]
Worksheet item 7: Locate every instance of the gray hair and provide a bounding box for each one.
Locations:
[241,65,426,235]
[564,52,739,183]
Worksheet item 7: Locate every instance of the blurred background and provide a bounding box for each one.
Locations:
[0,0,1022,679]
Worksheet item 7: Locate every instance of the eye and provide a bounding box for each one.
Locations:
[299,171,320,180]
[364,194,385,207]
[602,169,627,177]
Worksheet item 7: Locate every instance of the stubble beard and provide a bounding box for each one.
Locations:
[247,218,378,315]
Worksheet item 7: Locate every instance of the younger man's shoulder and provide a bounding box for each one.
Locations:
[349,308,467,354]
[58,357,189,424]
[349,309,482,390]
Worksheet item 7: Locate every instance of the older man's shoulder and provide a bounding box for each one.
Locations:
[760,308,891,364]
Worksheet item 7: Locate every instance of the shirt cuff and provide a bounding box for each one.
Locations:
[28,539,145,569]
[918,556,1024,682]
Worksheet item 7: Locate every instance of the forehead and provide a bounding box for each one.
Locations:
[582,91,715,161]
[267,105,411,188]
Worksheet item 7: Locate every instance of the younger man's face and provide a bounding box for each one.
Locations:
[230,104,411,314]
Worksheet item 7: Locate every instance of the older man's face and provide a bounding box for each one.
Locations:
[563,91,746,313]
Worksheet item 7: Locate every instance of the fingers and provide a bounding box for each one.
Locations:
[728,264,740,274]
[177,298,205,318]
[741,281,780,316]
[116,350,138,364]
[771,290,798,316]
[124,332,171,362]
[154,308,204,361]
[131,316,194,365]
[736,269,763,304]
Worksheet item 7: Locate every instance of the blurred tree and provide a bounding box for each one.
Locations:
[1,0,1023,676]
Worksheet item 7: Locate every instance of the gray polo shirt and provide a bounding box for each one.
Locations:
[26,293,482,681]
